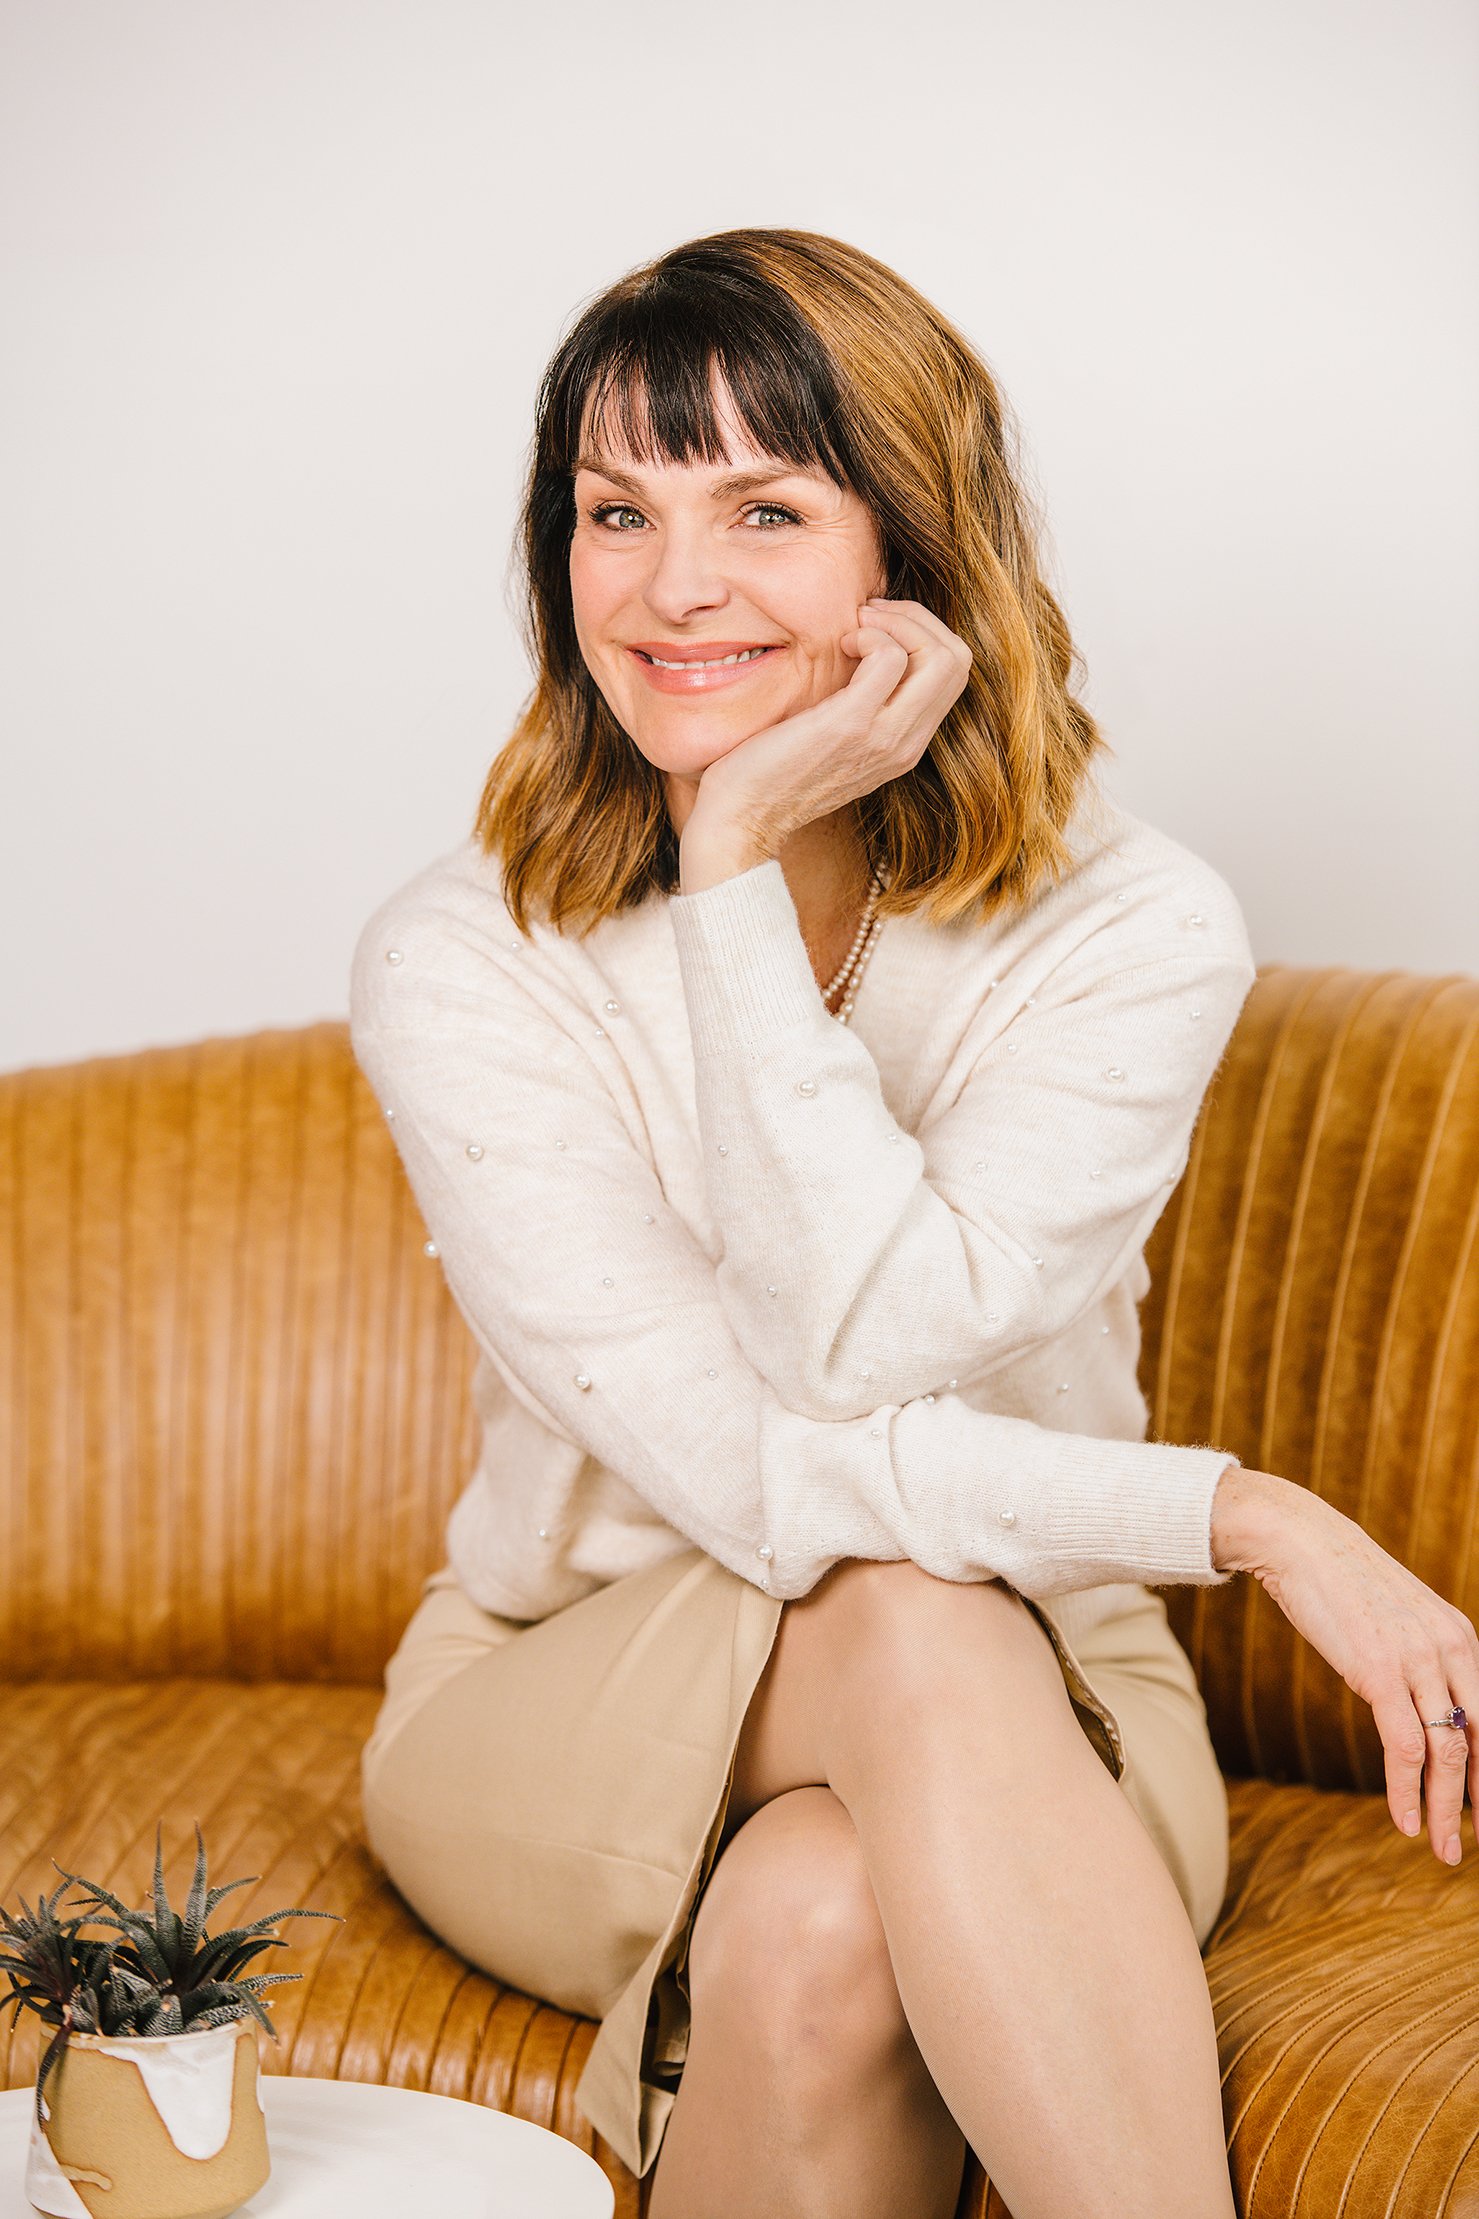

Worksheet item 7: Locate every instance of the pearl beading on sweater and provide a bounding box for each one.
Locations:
[354,798,1257,1613]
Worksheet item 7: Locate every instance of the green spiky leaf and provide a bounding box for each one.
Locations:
[4,1825,344,2101]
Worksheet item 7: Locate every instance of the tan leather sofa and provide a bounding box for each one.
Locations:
[3,958,1477,2218]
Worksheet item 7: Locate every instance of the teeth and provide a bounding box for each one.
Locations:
[645,646,770,669]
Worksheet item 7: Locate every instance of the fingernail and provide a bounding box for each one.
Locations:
[1403,1810,1420,1836]
[1445,1835,1462,1865]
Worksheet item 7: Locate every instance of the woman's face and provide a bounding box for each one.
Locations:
[568,373,888,796]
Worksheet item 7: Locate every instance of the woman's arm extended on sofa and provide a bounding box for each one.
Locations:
[1209,1461,1479,1868]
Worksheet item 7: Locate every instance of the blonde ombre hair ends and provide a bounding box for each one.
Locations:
[476,226,1114,937]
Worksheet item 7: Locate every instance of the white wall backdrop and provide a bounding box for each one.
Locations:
[3,0,1475,1073]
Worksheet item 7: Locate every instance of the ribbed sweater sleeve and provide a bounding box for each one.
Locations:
[350,909,1242,1604]
[667,855,1259,1420]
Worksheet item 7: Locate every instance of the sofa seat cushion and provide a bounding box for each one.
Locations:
[5,1689,1477,2219]
[1198,1775,1479,2217]
[0,1680,637,2212]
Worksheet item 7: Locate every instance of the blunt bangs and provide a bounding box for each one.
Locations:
[525,255,888,692]
[544,259,863,490]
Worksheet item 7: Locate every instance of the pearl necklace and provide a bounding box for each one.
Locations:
[820,861,888,1026]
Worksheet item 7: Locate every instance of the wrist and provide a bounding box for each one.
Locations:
[678,822,778,895]
[1210,1463,1293,1578]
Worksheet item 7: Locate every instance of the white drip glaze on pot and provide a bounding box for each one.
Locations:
[24,2110,97,2217]
[70,2020,245,2160]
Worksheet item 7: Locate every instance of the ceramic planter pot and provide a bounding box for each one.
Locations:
[24,2019,270,2219]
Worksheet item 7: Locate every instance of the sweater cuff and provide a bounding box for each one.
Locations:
[668,857,824,1056]
[1036,1441,1239,1589]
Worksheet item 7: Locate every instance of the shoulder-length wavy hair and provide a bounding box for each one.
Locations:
[476,226,1114,937]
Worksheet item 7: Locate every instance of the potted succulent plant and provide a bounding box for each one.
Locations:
[0,1823,340,2219]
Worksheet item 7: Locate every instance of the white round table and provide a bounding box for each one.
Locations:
[0,2075,615,2217]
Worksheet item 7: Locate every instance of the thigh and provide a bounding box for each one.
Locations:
[723,1558,1077,1844]
[361,1571,520,1783]
[362,1546,779,2022]
[721,1562,1227,1952]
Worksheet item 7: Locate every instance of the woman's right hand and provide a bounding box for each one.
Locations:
[1211,1465,1479,1864]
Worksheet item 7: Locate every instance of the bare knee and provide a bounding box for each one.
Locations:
[727,1561,1069,1830]
[688,1786,909,2085]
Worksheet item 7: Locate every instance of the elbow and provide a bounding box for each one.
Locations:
[770,1359,877,1425]
[772,1324,911,1423]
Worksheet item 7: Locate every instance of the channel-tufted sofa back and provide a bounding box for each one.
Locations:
[1148,964,1479,1792]
[0,1021,479,1683]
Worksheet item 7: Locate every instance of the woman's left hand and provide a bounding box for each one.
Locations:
[683,598,972,859]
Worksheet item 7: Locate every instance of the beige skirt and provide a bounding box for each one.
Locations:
[359,1549,1229,2181]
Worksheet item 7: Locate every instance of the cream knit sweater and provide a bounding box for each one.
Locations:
[348,777,1255,1653]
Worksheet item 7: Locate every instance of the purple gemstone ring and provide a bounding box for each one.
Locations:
[1424,1706,1468,1731]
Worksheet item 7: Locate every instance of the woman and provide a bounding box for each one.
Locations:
[349,228,1479,2219]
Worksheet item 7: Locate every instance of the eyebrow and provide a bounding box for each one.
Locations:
[573,453,818,500]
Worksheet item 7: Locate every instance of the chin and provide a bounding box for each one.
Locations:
[632,726,751,775]
[619,701,763,761]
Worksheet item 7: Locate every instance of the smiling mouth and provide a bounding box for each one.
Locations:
[632,645,779,669]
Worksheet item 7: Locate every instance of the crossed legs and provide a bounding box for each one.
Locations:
[646,1560,1235,2219]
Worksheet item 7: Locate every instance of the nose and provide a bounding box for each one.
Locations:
[637,516,732,625]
